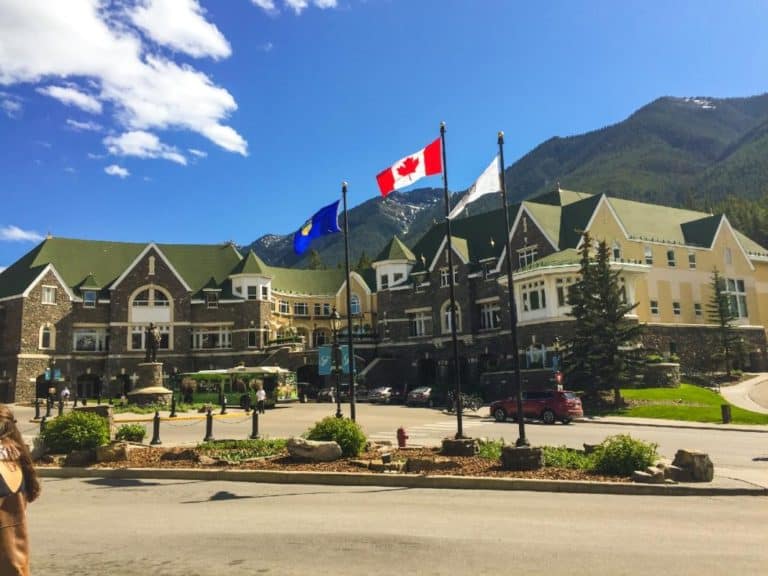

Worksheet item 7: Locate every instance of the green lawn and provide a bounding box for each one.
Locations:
[604,383,768,425]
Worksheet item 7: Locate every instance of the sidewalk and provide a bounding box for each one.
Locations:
[579,415,768,434]
[719,373,768,415]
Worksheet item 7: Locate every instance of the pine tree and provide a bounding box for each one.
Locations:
[707,268,737,376]
[565,233,642,404]
[308,249,324,270]
[355,251,372,272]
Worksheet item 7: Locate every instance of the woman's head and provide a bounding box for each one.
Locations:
[0,404,41,502]
[0,404,20,442]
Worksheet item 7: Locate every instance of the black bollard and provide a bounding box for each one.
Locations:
[57,400,64,417]
[150,411,162,445]
[109,396,114,406]
[34,398,40,420]
[169,394,177,418]
[203,407,215,442]
[72,395,78,408]
[40,416,47,433]
[97,394,102,405]
[45,398,52,418]
[250,409,260,439]
[220,396,228,415]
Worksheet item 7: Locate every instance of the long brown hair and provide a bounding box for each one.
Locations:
[0,404,40,502]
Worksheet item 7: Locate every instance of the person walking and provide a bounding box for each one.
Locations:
[256,386,266,415]
[0,404,41,576]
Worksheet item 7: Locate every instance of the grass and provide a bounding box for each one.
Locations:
[478,440,593,471]
[198,439,287,463]
[603,383,768,425]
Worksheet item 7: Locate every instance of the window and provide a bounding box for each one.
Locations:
[206,292,219,309]
[694,303,702,317]
[612,242,621,261]
[439,267,458,287]
[644,246,653,265]
[314,303,331,317]
[667,250,676,267]
[556,277,573,307]
[521,280,546,312]
[441,301,462,333]
[479,302,501,330]
[148,255,156,276]
[313,329,328,347]
[381,274,389,289]
[248,330,258,348]
[42,286,56,305]
[131,287,169,307]
[131,325,170,350]
[261,285,269,300]
[518,246,537,268]
[39,325,54,350]
[672,301,681,316]
[73,329,108,352]
[279,300,289,314]
[83,291,97,308]
[688,252,696,269]
[350,294,361,316]
[408,312,432,337]
[393,272,403,284]
[293,302,309,316]
[191,326,232,349]
[247,286,258,300]
[650,300,659,315]
[725,278,748,318]
[725,247,733,265]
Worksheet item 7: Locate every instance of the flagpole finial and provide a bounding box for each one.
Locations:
[498,131,505,144]
[342,181,348,188]
[440,121,446,132]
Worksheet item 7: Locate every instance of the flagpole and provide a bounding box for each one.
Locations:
[440,121,464,439]
[498,131,528,447]
[341,181,356,421]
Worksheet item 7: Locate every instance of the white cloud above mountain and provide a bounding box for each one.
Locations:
[104,130,187,165]
[0,0,246,157]
[104,164,130,178]
[0,225,44,242]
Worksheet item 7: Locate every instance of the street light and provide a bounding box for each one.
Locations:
[329,306,343,418]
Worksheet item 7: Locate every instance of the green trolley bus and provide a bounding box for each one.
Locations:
[179,366,297,408]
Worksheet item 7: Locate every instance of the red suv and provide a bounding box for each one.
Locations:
[490,390,583,425]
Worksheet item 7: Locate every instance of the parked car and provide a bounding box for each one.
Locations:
[368,386,404,404]
[489,390,583,424]
[406,386,434,407]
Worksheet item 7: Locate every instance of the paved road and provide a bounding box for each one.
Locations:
[30,478,768,575]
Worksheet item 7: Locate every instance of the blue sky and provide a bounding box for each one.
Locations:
[1,0,767,269]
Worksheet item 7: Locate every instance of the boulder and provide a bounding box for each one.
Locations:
[405,456,459,473]
[64,449,96,467]
[441,437,479,457]
[672,449,714,482]
[286,437,342,462]
[501,445,544,471]
[96,442,128,463]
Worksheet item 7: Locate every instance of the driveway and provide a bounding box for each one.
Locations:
[720,373,768,414]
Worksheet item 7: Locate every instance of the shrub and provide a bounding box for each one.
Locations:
[591,434,658,476]
[41,410,109,453]
[645,354,664,364]
[477,439,503,460]
[304,416,367,457]
[199,439,287,463]
[115,424,146,443]
[541,445,594,470]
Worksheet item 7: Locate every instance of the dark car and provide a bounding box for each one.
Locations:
[489,390,583,424]
[406,386,434,407]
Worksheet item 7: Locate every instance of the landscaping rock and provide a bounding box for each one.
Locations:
[286,437,342,462]
[672,449,714,482]
[441,437,479,456]
[96,442,128,462]
[64,449,96,467]
[663,464,691,482]
[406,456,459,473]
[196,454,219,466]
[501,445,544,471]
[631,470,665,484]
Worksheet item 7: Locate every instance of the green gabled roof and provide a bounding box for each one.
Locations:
[735,231,768,257]
[77,273,101,290]
[375,236,416,262]
[558,194,603,248]
[681,215,723,247]
[529,187,594,207]
[263,265,347,296]
[231,250,267,275]
[452,236,469,263]
[202,276,221,291]
[606,198,712,246]
[523,201,561,248]
[158,243,241,296]
[518,248,580,272]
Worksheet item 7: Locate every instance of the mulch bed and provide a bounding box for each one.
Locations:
[38,445,629,483]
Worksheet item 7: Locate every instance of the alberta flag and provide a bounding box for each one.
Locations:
[293,200,342,255]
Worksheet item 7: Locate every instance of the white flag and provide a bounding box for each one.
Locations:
[448,156,500,219]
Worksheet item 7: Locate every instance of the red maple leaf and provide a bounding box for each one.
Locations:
[396,156,420,177]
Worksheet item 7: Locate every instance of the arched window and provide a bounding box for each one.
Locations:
[350,294,361,316]
[131,287,170,307]
[440,301,462,334]
[39,324,55,350]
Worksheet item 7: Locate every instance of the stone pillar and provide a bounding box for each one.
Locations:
[126,362,172,405]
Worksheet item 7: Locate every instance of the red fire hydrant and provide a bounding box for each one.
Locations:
[396,427,408,448]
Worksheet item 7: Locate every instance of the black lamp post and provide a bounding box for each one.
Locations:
[329,306,343,419]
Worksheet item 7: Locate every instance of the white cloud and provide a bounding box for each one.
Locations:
[0,92,22,118]
[36,84,102,113]
[251,0,278,14]
[0,225,44,242]
[0,0,247,155]
[188,148,207,158]
[284,0,309,14]
[260,42,274,52]
[104,164,130,178]
[87,152,105,159]
[313,0,338,8]
[253,0,338,15]
[104,130,187,165]
[66,118,102,131]
[64,166,76,173]
[129,0,231,60]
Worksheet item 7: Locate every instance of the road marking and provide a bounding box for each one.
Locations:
[368,419,493,443]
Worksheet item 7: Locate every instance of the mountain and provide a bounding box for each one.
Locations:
[247,93,768,265]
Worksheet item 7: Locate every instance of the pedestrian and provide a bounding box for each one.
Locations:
[256,386,266,414]
[0,404,41,576]
[60,386,70,405]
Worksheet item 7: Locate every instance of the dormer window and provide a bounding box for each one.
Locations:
[42,286,56,305]
[518,246,537,268]
[612,242,621,261]
[83,291,97,308]
[206,292,219,309]
[247,286,258,300]
[381,274,389,289]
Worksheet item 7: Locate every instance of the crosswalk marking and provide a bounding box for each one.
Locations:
[368,419,492,444]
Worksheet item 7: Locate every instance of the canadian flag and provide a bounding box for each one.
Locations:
[376,137,442,197]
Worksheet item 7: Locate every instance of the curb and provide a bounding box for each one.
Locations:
[577,418,768,434]
[36,466,767,497]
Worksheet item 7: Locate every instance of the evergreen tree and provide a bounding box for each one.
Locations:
[308,249,324,270]
[707,268,737,376]
[355,251,372,271]
[565,232,642,404]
